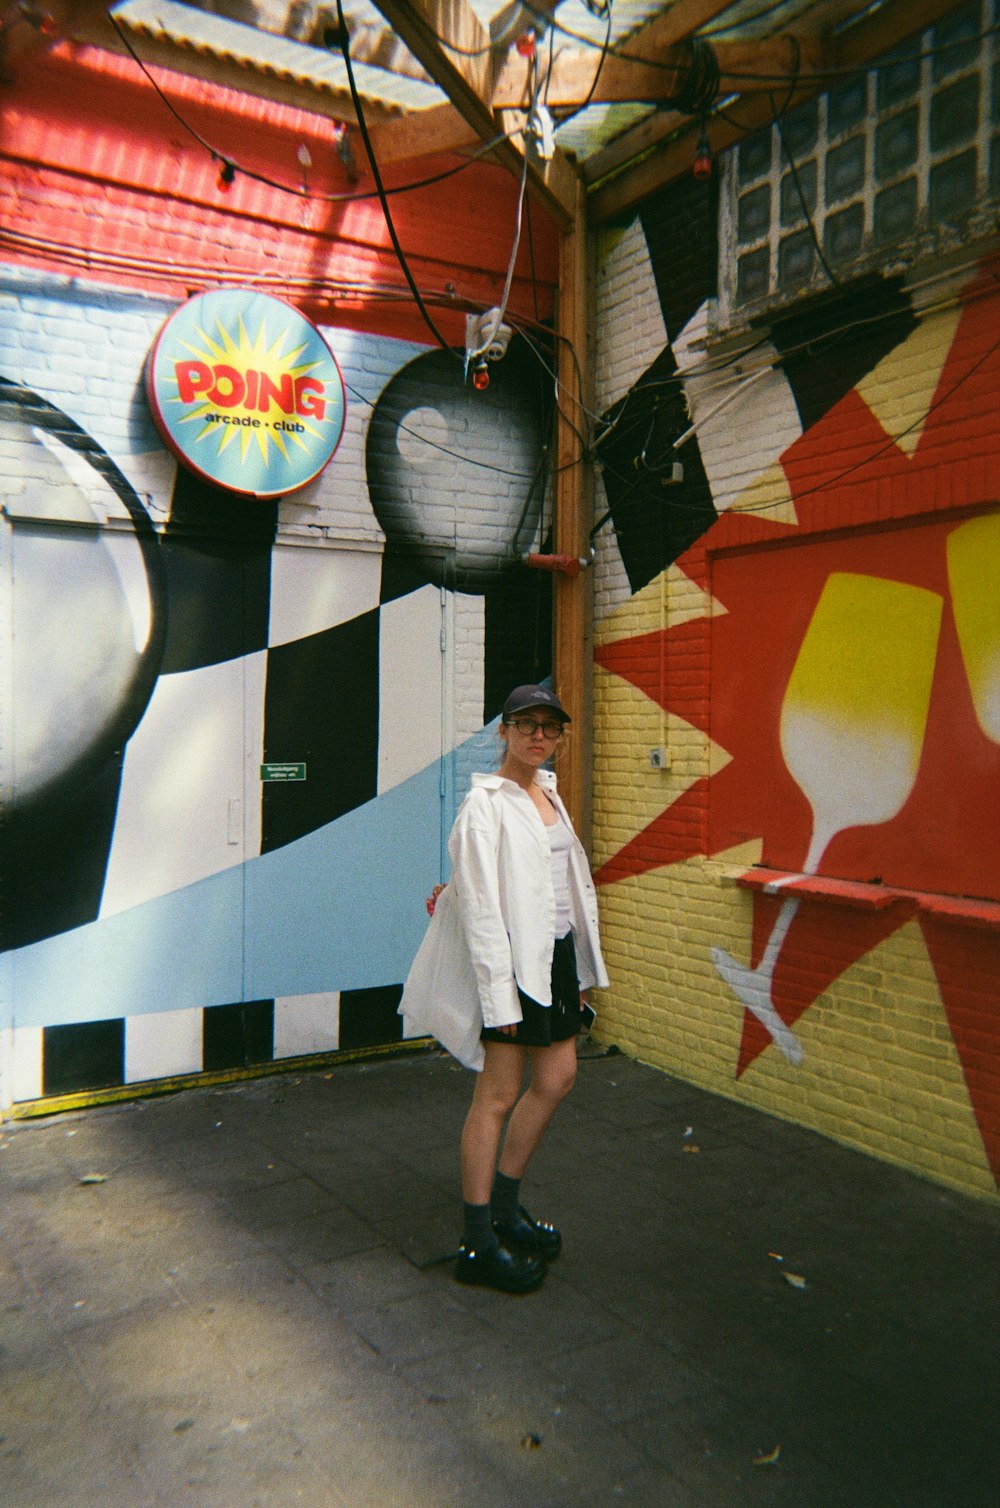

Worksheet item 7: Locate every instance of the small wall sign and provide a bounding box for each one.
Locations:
[146,288,346,498]
[261,762,307,782]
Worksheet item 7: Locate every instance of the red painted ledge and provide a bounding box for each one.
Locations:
[735,868,1000,929]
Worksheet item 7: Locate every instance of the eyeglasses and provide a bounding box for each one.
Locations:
[508,716,565,740]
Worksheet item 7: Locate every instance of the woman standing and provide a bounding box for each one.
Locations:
[400,685,608,1294]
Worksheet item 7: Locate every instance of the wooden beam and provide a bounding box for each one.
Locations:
[366,100,479,161]
[588,0,966,223]
[489,0,737,116]
[582,108,682,187]
[553,174,594,840]
[581,30,823,190]
[616,0,746,56]
[493,37,825,112]
[368,0,579,226]
[830,0,965,67]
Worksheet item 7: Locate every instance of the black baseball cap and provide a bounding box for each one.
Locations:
[501,684,571,723]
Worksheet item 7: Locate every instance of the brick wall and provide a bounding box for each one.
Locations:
[0,37,560,1105]
[591,176,1000,1202]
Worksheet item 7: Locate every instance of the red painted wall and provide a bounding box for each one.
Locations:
[0,36,558,342]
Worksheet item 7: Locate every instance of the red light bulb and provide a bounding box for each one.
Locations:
[471,361,490,391]
[516,29,536,57]
[692,124,712,181]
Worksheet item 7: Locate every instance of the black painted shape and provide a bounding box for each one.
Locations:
[596,347,717,595]
[769,277,917,432]
[2,756,126,951]
[639,173,719,344]
[42,1018,125,1096]
[483,565,553,725]
[260,609,379,853]
[202,1000,275,1071]
[338,984,404,1051]
[0,381,166,952]
[366,335,551,592]
[379,546,439,605]
[159,466,278,673]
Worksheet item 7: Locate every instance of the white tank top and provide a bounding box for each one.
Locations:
[547,815,574,939]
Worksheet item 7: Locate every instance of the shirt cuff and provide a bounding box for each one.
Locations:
[480,980,522,1029]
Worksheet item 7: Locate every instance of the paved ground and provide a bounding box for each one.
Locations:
[1,1044,997,1507]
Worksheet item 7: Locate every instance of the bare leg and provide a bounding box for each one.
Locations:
[497,1036,577,1180]
[460,1042,526,1204]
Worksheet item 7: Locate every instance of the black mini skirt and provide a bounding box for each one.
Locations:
[481,933,581,1047]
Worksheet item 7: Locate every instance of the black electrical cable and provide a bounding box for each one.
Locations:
[665,37,720,115]
[503,14,999,89]
[554,2,615,129]
[510,440,552,558]
[333,0,454,354]
[748,327,1000,511]
[107,8,516,206]
[524,196,541,323]
[592,320,1000,521]
[767,35,842,290]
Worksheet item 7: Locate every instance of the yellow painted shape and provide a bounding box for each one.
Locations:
[780,573,942,865]
[596,223,629,263]
[736,917,998,1201]
[854,301,963,458]
[947,511,1000,743]
[595,858,997,1202]
[595,857,752,1097]
[731,459,799,525]
[593,665,719,868]
[595,563,725,649]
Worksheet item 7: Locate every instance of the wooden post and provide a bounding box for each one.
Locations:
[553,175,594,845]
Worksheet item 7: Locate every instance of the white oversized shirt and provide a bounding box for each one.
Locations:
[398,770,608,1070]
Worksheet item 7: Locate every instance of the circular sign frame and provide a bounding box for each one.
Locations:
[146,288,346,499]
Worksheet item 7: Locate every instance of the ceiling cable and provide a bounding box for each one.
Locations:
[333,0,454,353]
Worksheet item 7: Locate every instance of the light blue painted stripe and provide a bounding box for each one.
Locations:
[10,760,443,1030]
[11,868,244,1029]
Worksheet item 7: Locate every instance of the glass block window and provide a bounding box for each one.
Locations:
[719,1,1000,323]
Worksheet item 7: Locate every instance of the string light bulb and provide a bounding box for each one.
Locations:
[692,119,713,181]
[515,28,536,57]
[217,159,236,190]
[471,360,490,391]
[17,0,58,33]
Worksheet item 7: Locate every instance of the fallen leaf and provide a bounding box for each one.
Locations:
[682,1144,700,1154]
[520,1432,542,1450]
[753,1445,781,1466]
[78,1173,107,1185]
[782,1271,807,1289]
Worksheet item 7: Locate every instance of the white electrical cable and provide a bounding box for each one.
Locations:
[466,47,547,365]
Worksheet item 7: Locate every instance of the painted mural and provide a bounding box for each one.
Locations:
[591,184,1000,1197]
[0,33,559,1105]
[0,295,560,1101]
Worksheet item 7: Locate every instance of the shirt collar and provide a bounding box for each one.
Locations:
[471,770,558,794]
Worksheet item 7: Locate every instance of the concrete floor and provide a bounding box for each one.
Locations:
[1,1046,997,1507]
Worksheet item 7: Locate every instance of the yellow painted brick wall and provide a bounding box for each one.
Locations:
[590,218,1000,1204]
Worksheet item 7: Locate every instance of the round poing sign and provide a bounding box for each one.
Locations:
[146,288,346,498]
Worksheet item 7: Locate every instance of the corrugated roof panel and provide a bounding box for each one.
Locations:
[113,0,445,107]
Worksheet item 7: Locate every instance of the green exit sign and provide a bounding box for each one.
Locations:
[261,762,307,782]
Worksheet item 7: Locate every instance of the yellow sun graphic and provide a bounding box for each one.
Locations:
[168,314,328,465]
